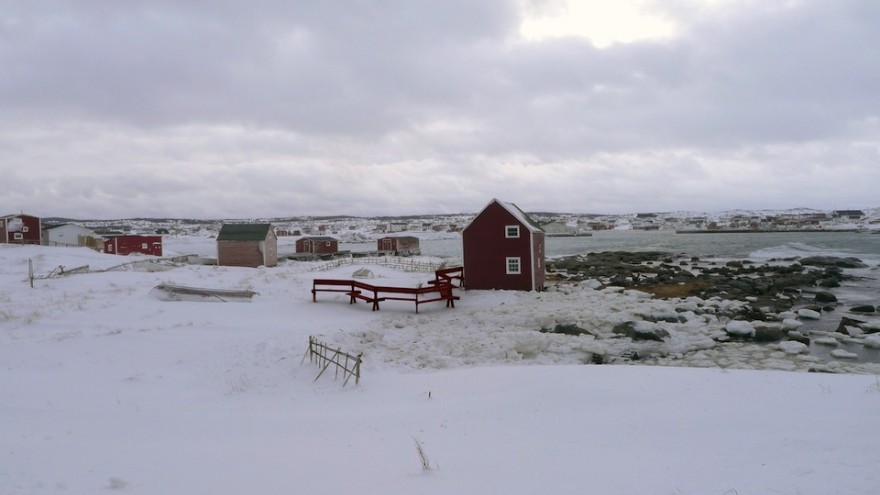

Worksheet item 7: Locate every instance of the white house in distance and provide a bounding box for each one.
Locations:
[43,224,99,248]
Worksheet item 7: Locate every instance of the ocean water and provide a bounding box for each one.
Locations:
[415,230,880,263]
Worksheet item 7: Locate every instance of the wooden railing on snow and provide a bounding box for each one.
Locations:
[311,266,462,313]
[303,336,362,386]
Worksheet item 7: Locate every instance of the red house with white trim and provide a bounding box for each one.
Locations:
[462,199,545,291]
[377,236,420,256]
[296,236,339,254]
[103,235,163,256]
[1,214,42,245]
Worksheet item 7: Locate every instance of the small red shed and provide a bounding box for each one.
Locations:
[1,214,42,245]
[462,199,545,291]
[103,235,163,256]
[296,236,339,254]
[377,236,420,256]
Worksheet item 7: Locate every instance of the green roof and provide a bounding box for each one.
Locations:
[217,223,273,241]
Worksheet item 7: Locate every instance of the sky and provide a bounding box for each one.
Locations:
[1,0,879,219]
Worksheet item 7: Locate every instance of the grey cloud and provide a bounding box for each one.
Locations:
[1,0,878,217]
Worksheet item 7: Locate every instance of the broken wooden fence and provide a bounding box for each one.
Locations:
[303,336,362,386]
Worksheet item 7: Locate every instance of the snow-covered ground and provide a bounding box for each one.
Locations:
[2,241,880,494]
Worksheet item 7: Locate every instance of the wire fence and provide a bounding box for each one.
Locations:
[312,255,444,273]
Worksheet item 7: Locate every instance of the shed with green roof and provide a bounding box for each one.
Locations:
[217,223,278,268]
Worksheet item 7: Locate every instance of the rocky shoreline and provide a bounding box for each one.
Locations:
[545,251,880,372]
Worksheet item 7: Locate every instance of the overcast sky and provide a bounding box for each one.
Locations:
[2,0,878,219]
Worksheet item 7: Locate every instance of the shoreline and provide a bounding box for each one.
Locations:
[676,228,861,234]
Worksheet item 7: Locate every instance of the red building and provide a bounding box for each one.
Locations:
[296,236,339,254]
[1,214,42,245]
[377,236,420,255]
[462,199,545,291]
[103,235,163,256]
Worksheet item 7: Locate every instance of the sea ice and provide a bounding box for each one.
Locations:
[797,308,821,320]
[726,320,755,336]
[778,341,808,354]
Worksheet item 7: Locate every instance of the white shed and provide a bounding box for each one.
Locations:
[44,224,99,247]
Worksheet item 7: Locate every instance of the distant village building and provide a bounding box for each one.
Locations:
[462,199,545,291]
[377,236,420,255]
[1,214,42,245]
[540,221,577,236]
[834,210,865,220]
[216,223,278,268]
[103,235,163,256]
[44,224,99,248]
[296,236,339,254]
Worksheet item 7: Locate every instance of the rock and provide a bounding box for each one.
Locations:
[799,256,868,268]
[836,316,866,334]
[612,321,670,342]
[543,323,592,336]
[814,291,838,303]
[753,324,784,342]
[850,305,876,313]
[786,332,811,345]
[798,308,821,320]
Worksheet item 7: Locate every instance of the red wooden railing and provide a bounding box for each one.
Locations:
[312,267,462,313]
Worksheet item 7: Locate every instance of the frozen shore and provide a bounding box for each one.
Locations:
[3,243,880,494]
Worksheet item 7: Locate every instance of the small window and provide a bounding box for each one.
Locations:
[0,220,4,227]
[22,226,29,233]
[14,233,23,240]
[141,243,148,249]
[505,225,520,238]
[506,257,521,274]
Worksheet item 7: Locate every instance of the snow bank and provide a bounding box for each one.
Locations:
[3,243,880,495]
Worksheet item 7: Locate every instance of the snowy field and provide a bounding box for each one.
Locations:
[2,240,880,494]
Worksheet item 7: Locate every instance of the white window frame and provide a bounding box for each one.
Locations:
[505,225,520,238]
[22,226,29,233]
[14,233,23,240]
[506,256,521,274]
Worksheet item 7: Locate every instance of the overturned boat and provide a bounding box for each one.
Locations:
[150,283,258,302]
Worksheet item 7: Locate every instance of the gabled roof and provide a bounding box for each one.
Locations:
[466,199,544,233]
[217,223,273,241]
[300,236,337,242]
[1,213,39,220]
[378,235,419,241]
